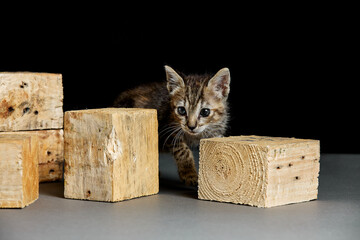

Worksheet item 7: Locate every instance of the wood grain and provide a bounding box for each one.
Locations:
[64,108,159,202]
[0,134,39,208]
[198,135,320,208]
[36,130,64,182]
[1,130,64,182]
[0,72,63,131]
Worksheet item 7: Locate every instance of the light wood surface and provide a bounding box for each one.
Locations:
[198,135,320,207]
[0,72,63,131]
[0,134,39,208]
[64,108,159,202]
[1,130,64,182]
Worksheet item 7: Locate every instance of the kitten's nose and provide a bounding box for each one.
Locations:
[187,124,197,131]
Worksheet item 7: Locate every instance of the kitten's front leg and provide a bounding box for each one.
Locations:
[172,141,198,186]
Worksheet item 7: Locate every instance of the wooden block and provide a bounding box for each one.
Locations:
[37,130,64,182]
[0,72,63,132]
[0,133,39,208]
[64,108,159,202]
[198,135,320,208]
[1,130,64,182]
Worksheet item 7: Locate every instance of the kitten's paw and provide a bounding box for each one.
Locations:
[181,173,198,187]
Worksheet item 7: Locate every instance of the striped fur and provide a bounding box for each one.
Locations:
[114,66,230,186]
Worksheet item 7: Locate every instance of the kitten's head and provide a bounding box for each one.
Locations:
[165,66,230,137]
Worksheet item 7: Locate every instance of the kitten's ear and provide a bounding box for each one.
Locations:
[165,65,185,95]
[207,68,231,99]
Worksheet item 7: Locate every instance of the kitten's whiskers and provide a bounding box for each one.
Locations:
[162,126,182,150]
[159,123,180,138]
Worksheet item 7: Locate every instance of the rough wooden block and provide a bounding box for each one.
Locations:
[64,108,159,202]
[0,134,39,208]
[1,130,64,182]
[37,130,64,182]
[198,135,320,208]
[0,72,63,131]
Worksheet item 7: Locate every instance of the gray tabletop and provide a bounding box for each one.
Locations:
[1,153,359,240]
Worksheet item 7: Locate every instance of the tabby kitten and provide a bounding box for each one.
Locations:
[113,66,230,186]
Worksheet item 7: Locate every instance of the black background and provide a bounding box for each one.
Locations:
[1,4,357,153]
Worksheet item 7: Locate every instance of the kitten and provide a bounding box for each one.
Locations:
[113,66,230,186]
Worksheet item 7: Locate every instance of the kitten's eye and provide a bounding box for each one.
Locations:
[200,108,210,117]
[177,106,187,116]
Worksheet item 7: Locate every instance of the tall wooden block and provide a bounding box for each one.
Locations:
[198,135,320,208]
[64,108,159,202]
[1,130,64,182]
[0,134,39,208]
[0,72,63,131]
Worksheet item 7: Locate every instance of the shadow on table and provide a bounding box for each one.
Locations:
[39,177,198,200]
[39,181,64,198]
[159,174,198,199]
